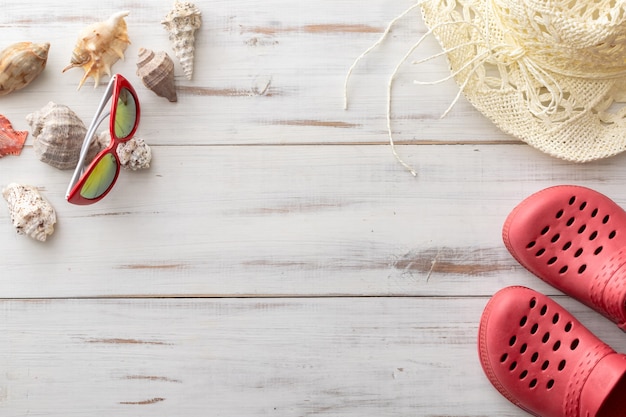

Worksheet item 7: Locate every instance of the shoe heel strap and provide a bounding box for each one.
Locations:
[564,345,615,417]
[590,248,626,327]
[577,352,626,417]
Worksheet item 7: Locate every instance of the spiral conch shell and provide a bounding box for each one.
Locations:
[162,1,201,80]
[63,11,130,89]
[0,42,49,96]
[136,48,177,102]
[26,102,99,170]
[2,183,56,242]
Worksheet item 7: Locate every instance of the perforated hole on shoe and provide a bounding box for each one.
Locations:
[496,296,574,392]
[522,191,620,280]
[531,323,539,334]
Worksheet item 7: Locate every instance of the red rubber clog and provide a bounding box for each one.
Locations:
[503,185,626,329]
[479,286,626,417]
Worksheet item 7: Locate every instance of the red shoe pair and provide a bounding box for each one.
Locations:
[481,186,626,417]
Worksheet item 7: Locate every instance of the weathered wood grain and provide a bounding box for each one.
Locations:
[1,1,625,417]
[1,297,624,417]
[2,144,626,297]
[0,0,504,150]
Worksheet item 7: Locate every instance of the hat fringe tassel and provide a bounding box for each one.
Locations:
[344,0,582,175]
[344,2,425,177]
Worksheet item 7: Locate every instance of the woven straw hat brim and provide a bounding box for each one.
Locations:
[420,0,626,162]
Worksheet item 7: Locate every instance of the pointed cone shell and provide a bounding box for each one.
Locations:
[63,11,130,89]
[161,1,201,80]
[0,114,28,157]
[0,42,49,96]
[26,102,91,170]
[136,48,177,102]
[2,183,56,242]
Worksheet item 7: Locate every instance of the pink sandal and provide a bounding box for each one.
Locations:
[479,286,626,417]
[503,185,626,329]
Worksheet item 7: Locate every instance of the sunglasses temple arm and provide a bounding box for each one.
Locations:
[66,78,117,198]
[78,111,110,162]
[66,111,110,195]
[77,78,117,159]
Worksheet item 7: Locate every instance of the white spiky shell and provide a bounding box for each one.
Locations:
[63,11,131,89]
[2,183,56,242]
[0,42,49,96]
[161,1,201,80]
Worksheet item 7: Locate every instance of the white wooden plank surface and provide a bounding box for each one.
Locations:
[1,297,625,417]
[2,143,626,297]
[1,1,625,416]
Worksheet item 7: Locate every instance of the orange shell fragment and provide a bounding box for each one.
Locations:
[0,114,28,157]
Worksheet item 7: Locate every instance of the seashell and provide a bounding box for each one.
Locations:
[2,183,56,242]
[63,11,131,89]
[0,114,28,157]
[0,42,49,96]
[108,132,152,170]
[26,102,101,170]
[136,48,177,102]
[162,1,201,80]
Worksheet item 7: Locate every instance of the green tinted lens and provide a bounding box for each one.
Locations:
[113,88,137,138]
[80,153,118,199]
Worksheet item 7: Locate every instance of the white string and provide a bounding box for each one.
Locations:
[518,58,564,117]
[385,20,491,176]
[343,2,423,110]
[343,1,572,176]
[343,6,492,177]
[440,52,492,118]
[386,31,435,177]
[407,44,491,120]
[411,40,486,66]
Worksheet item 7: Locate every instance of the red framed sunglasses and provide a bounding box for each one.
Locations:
[66,74,141,205]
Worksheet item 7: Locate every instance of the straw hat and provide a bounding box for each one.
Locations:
[419,0,626,162]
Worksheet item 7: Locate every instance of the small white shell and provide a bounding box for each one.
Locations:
[117,136,152,170]
[99,132,152,170]
[162,1,201,80]
[2,183,56,242]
